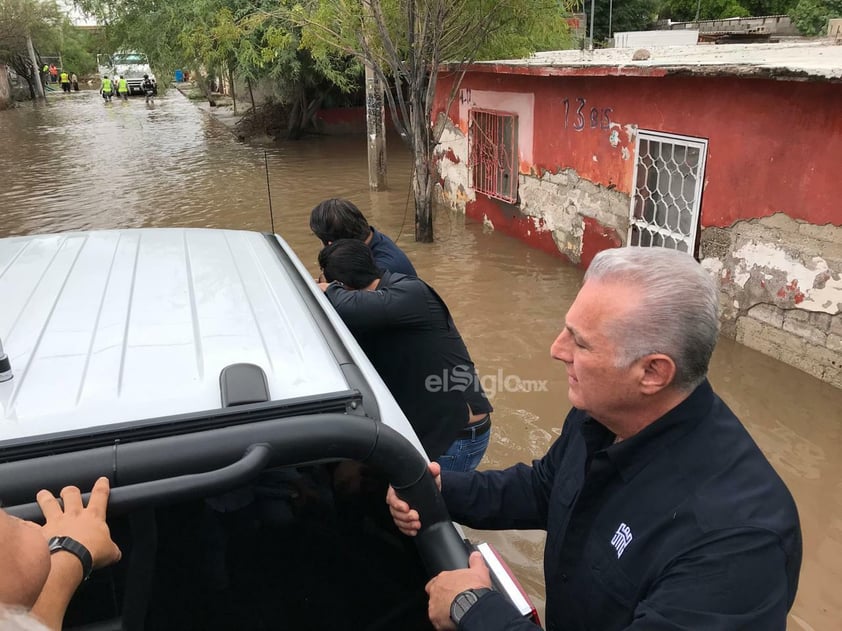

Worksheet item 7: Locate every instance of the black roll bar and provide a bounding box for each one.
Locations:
[1,414,468,576]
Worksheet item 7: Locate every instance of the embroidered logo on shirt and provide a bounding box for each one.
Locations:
[610,522,633,558]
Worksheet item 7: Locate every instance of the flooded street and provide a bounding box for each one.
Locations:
[2,88,841,629]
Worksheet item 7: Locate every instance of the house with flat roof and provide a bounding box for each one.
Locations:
[433,41,842,388]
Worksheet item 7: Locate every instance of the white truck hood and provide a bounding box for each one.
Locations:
[0,229,349,441]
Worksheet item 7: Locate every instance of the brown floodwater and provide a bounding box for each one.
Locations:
[2,89,840,630]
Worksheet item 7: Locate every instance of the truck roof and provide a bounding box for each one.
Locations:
[0,229,350,443]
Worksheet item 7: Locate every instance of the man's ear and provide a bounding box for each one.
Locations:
[638,354,676,395]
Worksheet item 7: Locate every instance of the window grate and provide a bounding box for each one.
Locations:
[469,109,518,203]
[628,130,708,254]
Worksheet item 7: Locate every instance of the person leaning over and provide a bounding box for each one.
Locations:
[387,246,802,631]
[310,197,416,277]
[0,477,121,630]
[318,239,491,471]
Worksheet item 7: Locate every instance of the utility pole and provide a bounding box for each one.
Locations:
[364,63,387,190]
[362,0,387,190]
[588,0,596,50]
[25,33,45,100]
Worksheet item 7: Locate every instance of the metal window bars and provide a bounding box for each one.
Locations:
[628,130,708,254]
[469,109,518,203]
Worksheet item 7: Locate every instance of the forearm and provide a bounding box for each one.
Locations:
[30,554,84,631]
[443,465,546,530]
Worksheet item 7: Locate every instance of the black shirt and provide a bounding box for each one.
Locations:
[442,380,802,631]
[325,271,491,459]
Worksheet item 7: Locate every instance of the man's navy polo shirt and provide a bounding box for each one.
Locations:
[368,227,416,276]
[443,380,802,630]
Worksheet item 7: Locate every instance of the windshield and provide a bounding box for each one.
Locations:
[112,53,148,65]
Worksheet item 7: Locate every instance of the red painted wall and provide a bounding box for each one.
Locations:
[315,107,396,135]
[435,71,842,228]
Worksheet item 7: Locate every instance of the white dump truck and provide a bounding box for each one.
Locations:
[96,51,157,96]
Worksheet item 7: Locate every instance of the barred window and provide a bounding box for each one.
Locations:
[628,130,708,254]
[469,109,518,203]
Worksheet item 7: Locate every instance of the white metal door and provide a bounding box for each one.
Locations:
[628,130,708,254]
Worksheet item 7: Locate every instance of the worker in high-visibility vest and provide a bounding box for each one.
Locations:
[117,75,129,101]
[100,75,113,103]
[59,71,70,93]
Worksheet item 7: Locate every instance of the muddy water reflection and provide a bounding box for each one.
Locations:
[2,89,841,630]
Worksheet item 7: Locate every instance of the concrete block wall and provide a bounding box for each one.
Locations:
[700,214,842,388]
[517,170,628,264]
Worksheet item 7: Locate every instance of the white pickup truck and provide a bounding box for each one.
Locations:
[97,51,157,96]
[0,228,539,631]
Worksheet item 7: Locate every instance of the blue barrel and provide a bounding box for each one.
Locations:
[174,69,184,82]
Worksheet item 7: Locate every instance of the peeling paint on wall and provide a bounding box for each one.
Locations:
[700,216,842,388]
[434,121,473,212]
[732,241,841,314]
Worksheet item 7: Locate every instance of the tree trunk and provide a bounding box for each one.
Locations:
[228,66,237,114]
[411,82,433,242]
[286,94,302,140]
[247,78,256,112]
[413,152,433,243]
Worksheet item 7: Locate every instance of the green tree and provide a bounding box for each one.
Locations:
[740,0,799,14]
[59,23,98,75]
[790,0,842,33]
[588,0,660,42]
[297,0,576,242]
[78,0,360,137]
[659,0,750,21]
[0,0,64,98]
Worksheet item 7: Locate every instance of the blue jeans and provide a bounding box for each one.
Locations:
[437,414,492,472]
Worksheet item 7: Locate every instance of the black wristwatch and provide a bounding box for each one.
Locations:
[48,536,93,581]
[450,588,493,626]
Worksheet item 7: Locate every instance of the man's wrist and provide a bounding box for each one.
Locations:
[48,536,93,582]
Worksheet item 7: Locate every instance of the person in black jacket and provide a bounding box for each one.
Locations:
[387,246,802,631]
[318,239,491,468]
[141,74,155,103]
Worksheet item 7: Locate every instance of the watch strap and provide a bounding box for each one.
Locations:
[450,587,493,626]
[48,536,93,581]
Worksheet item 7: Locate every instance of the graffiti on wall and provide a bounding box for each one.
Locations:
[562,97,612,131]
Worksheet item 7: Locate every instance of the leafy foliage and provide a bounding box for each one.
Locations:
[587,0,660,42]
[0,0,80,96]
[296,0,576,240]
[790,0,842,34]
[659,0,750,21]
